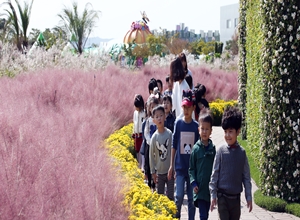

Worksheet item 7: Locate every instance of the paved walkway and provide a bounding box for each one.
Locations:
[180,126,300,220]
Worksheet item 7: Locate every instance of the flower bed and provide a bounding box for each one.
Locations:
[106,124,177,219]
[209,99,238,125]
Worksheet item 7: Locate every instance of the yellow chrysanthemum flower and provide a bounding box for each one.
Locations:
[105,123,177,219]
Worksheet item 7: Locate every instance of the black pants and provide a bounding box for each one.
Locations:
[144,143,155,189]
[217,193,241,220]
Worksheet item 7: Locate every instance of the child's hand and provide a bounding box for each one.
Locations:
[152,173,158,184]
[193,186,199,194]
[210,198,217,212]
[247,200,253,212]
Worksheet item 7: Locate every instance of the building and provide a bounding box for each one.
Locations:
[220,3,239,46]
[151,23,219,43]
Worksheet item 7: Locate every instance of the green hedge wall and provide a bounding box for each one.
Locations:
[260,1,300,202]
[238,0,247,140]
[242,1,300,202]
[244,0,264,161]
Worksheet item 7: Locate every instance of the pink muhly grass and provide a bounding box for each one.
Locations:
[140,65,238,101]
[0,69,133,219]
[190,66,238,101]
[0,62,238,219]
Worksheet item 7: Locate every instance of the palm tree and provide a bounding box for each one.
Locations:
[58,2,100,54]
[1,0,34,50]
[2,1,22,50]
[15,0,34,48]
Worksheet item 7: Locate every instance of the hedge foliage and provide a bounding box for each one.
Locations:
[285,203,300,217]
[254,190,287,212]
[241,0,300,203]
[240,138,300,218]
[238,0,247,140]
[259,1,300,202]
[242,0,264,162]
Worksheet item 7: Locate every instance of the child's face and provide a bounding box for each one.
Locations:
[168,81,173,90]
[157,82,163,93]
[224,128,240,146]
[163,99,172,115]
[149,103,158,117]
[199,121,212,142]
[182,105,195,120]
[153,109,166,128]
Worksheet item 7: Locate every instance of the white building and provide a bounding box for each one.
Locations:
[220,3,239,47]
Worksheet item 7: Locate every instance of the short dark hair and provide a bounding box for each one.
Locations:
[152,105,165,116]
[163,95,172,105]
[148,78,157,94]
[134,94,144,110]
[166,75,170,83]
[157,79,162,88]
[221,106,242,131]
[198,109,213,127]
[194,83,207,115]
[170,57,185,82]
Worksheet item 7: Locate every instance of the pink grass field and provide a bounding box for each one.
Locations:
[0,65,237,219]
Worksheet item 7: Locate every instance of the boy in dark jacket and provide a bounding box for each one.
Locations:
[189,111,216,220]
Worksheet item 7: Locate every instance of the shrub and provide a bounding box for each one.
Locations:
[254,190,287,212]
[209,99,238,126]
[285,203,300,217]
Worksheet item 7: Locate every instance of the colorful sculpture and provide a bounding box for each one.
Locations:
[123,12,152,44]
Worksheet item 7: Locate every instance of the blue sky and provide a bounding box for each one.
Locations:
[8,0,238,40]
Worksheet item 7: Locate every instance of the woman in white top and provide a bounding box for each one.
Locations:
[179,52,193,89]
[170,57,190,118]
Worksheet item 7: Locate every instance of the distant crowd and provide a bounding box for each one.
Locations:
[132,52,252,220]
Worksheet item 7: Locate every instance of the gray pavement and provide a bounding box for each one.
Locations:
[180,126,300,220]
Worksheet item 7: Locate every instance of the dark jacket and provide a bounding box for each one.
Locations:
[189,139,216,203]
[164,113,175,133]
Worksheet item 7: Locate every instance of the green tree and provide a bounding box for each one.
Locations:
[28,27,40,45]
[58,2,100,54]
[190,40,216,55]
[225,33,238,55]
[146,34,167,56]
[2,0,34,50]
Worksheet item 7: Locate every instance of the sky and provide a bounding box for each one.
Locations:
[4,0,239,41]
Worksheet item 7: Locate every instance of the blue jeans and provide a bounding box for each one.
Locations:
[197,199,210,220]
[175,174,195,220]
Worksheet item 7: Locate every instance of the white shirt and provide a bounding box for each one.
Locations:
[133,110,145,134]
[172,79,190,118]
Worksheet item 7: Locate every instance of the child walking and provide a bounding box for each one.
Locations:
[168,89,199,220]
[163,75,173,97]
[149,105,174,200]
[132,94,145,170]
[189,111,216,220]
[144,95,159,190]
[162,95,175,133]
[194,83,209,122]
[209,106,252,220]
